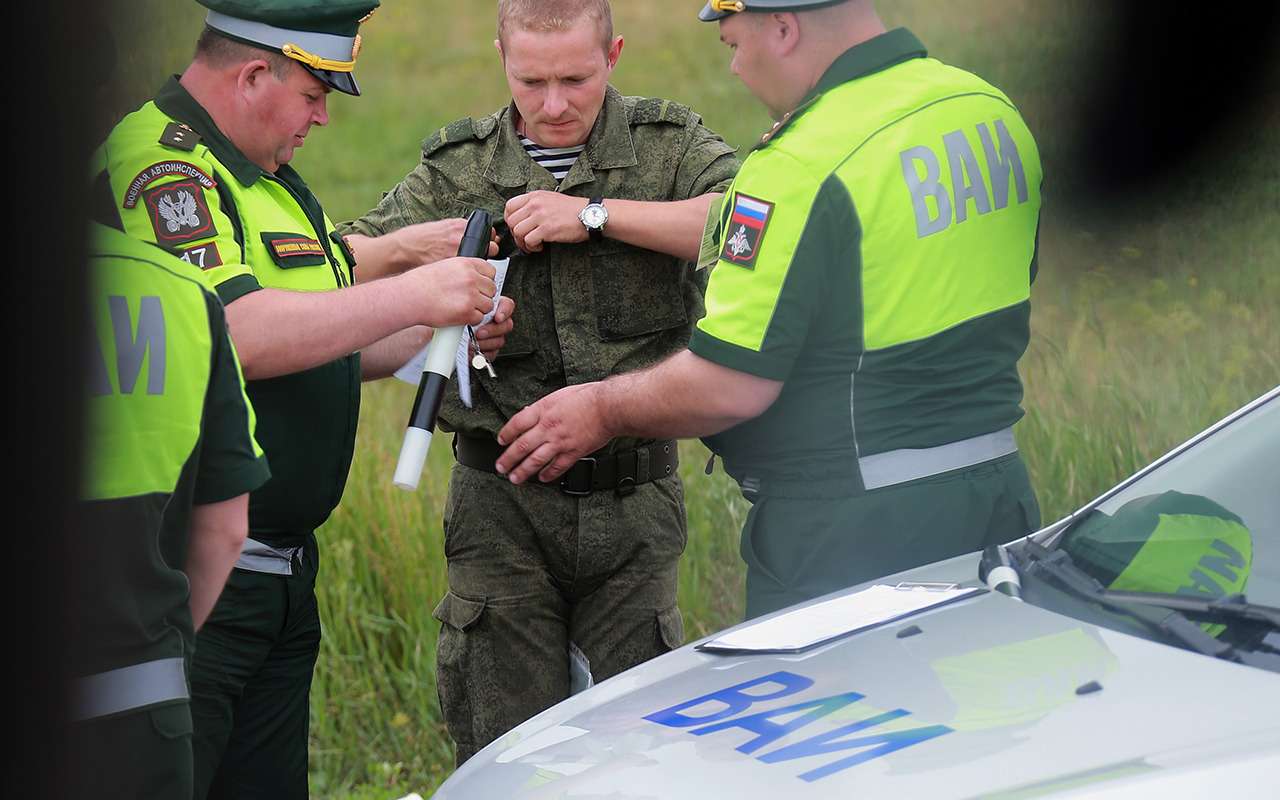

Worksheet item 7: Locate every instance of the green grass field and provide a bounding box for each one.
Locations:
[102,3,1279,797]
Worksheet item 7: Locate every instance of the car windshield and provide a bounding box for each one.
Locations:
[1009,391,1280,670]
[1054,392,1278,606]
[998,389,1280,670]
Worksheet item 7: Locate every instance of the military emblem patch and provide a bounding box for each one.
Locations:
[142,180,218,246]
[123,161,216,208]
[721,193,774,270]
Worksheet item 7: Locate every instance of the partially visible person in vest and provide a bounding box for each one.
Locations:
[69,222,270,799]
[89,1,515,797]
[497,0,1045,619]
[340,0,740,766]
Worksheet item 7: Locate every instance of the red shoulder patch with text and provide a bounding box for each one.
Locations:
[268,237,325,260]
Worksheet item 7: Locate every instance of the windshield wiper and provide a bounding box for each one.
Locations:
[1101,590,1280,631]
[1015,542,1280,669]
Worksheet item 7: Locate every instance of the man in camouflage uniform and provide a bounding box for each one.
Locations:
[341,0,739,763]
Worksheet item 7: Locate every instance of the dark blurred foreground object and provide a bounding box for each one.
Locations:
[6,3,108,799]
[1071,3,1280,207]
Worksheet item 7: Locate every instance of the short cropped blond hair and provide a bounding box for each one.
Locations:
[497,0,614,52]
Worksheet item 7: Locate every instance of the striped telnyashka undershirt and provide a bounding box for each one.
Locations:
[520,135,585,182]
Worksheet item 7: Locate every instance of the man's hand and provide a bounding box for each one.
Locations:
[505,191,591,253]
[345,220,499,282]
[473,296,516,362]
[394,218,500,265]
[401,257,497,328]
[496,383,612,484]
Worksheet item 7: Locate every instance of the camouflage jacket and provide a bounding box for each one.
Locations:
[342,86,740,441]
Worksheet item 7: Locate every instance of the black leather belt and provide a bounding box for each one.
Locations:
[453,434,679,497]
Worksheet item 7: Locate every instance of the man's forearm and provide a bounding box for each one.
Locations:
[187,495,249,630]
[347,219,496,284]
[224,254,495,381]
[346,232,410,283]
[226,279,422,380]
[360,326,433,381]
[602,194,718,263]
[493,349,782,484]
[600,349,782,439]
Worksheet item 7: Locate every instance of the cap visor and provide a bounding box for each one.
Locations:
[305,66,361,96]
[698,4,731,21]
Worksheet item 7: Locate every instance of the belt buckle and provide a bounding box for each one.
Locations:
[615,448,639,498]
[559,457,597,497]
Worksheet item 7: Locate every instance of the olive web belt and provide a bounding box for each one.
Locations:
[454,434,679,497]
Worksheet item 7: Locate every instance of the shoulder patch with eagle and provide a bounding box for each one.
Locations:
[141,180,218,246]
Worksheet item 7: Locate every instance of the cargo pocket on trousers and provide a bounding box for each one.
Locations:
[432,592,487,752]
[657,606,685,653]
[433,592,486,647]
[738,498,785,589]
[148,702,193,740]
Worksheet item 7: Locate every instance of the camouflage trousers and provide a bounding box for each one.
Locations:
[433,463,687,765]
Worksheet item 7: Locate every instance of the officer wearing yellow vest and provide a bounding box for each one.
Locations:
[90,2,513,796]
[497,0,1045,619]
[71,223,270,799]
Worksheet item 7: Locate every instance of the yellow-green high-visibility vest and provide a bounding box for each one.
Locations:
[74,223,268,720]
[91,77,359,541]
[692,28,1043,493]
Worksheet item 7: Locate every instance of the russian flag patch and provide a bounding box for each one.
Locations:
[721,193,774,270]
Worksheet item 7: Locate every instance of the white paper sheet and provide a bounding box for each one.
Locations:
[698,583,984,654]
[394,258,509,411]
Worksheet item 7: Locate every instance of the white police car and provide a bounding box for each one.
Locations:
[435,386,1280,799]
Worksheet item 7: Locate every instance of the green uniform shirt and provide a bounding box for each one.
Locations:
[76,223,269,678]
[693,29,1043,489]
[92,78,360,542]
[342,86,740,442]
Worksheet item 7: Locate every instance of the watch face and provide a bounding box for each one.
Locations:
[582,204,608,229]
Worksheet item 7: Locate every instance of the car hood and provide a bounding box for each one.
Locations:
[435,555,1280,799]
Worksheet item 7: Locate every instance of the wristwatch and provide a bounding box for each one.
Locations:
[578,197,608,242]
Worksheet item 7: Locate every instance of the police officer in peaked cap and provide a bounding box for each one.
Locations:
[90,1,513,796]
[498,0,1046,620]
[698,0,853,21]
[200,0,374,95]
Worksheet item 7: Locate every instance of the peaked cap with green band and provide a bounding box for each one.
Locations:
[699,0,849,22]
[197,0,379,96]
[1061,490,1253,628]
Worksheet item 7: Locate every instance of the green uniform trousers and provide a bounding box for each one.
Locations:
[190,534,321,800]
[740,453,1041,619]
[434,464,687,765]
[69,702,194,799]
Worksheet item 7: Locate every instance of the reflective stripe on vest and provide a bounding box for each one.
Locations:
[70,657,188,721]
[859,427,1017,490]
[235,537,301,576]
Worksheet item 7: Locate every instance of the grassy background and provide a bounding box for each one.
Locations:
[99,2,1279,797]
